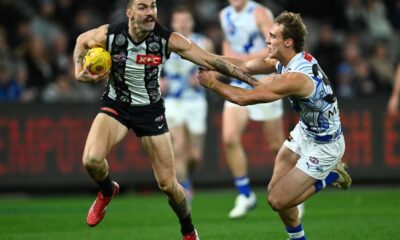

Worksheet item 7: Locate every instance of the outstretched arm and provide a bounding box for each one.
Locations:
[168,32,261,87]
[197,69,313,105]
[388,63,400,116]
[73,24,108,83]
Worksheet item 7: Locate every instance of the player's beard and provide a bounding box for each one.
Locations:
[140,16,156,32]
[130,16,156,33]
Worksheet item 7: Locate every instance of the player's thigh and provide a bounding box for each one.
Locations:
[269,166,316,207]
[169,125,186,153]
[141,133,176,184]
[268,146,300,191]
[222,103,249,141]
[261,117,284,144]
[84,113,128,160]
[188,132,205,160]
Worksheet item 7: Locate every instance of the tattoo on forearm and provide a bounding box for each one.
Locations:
[215,59,260,87]
[73,49,84,64]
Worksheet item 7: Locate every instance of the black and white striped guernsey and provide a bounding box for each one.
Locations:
[103,21,171,106]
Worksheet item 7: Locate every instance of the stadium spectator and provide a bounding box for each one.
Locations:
[365,0,393,41]
[23,35,54,101]
[29,0,63,49]
[198,11,352,240]
[41,72,79,102]
[368,40,395,91]
[313,23,341,89]
[0,64,23,102]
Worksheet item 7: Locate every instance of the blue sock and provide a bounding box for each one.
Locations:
[325,171,339,185]
[235,176,251,197]
[181,180,192,193]
[286,223,307,240]
[314,171,339,193]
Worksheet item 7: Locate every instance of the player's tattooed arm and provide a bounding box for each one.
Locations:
[214,58,260,87]
[169,32,260,87]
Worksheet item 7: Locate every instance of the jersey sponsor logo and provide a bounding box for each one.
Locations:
[136,54,162,66]
[112,53,128,62]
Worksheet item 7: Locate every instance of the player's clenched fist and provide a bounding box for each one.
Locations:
[197,69,217,89]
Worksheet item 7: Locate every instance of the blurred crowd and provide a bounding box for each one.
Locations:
[0,0,399,102]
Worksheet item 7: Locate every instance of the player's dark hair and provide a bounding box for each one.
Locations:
[275,11,307,53]
[126,0,134,7]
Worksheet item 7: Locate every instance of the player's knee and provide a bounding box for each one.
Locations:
[82,151,103,170]
[222,133,240,149]
[157,178,175,194]
[267,194,285,211]
[270,141,282,155]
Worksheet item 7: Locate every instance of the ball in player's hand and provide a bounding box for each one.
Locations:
[83,47,112,75]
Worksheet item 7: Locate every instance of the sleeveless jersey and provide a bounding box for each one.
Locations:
[162,33,208,100]
[276,52,342,142]
[220,1,269,88]
[104,21,171,106]
[220,1,266,54]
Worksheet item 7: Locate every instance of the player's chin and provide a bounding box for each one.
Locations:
[142,21,155,31]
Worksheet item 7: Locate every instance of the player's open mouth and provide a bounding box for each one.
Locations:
[144,17,155,23]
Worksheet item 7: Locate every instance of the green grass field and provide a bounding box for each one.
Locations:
[0,188,399,240]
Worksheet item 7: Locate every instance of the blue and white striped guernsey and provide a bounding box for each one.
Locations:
[220,1,269,88]
[162,33,208,100]
[276,52,342,143]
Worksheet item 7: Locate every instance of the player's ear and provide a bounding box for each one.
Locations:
[284,38,293,48]
[126,9,132,18]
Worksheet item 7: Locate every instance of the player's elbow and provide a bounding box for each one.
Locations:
[231,95,251,106]
[76,34,85,45]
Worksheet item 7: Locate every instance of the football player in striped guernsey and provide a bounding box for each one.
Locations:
[73,1,261,239]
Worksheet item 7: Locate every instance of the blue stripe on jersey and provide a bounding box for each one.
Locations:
[243,32,259,53]
[226,11,236,36]
[277,64,283,74]
[247,5,255,13]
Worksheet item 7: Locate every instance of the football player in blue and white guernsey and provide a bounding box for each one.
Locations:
[198,11,352,240]
[160,6,214,208]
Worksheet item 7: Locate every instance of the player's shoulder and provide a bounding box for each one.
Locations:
[219,5,233,19]
[154,22,172,39]
[253,3,273,19]
[108,21,128,35]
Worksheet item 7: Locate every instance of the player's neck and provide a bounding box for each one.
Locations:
[129,25,150,43]
[232,2,247,12]
[280,51,298,67]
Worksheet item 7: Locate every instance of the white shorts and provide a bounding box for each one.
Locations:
[226,79,283,121]
[284,123,345,180]
[224,100,283,121]
[165,97,207,135]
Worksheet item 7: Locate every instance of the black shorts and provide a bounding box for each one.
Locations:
[99,96,169,137]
